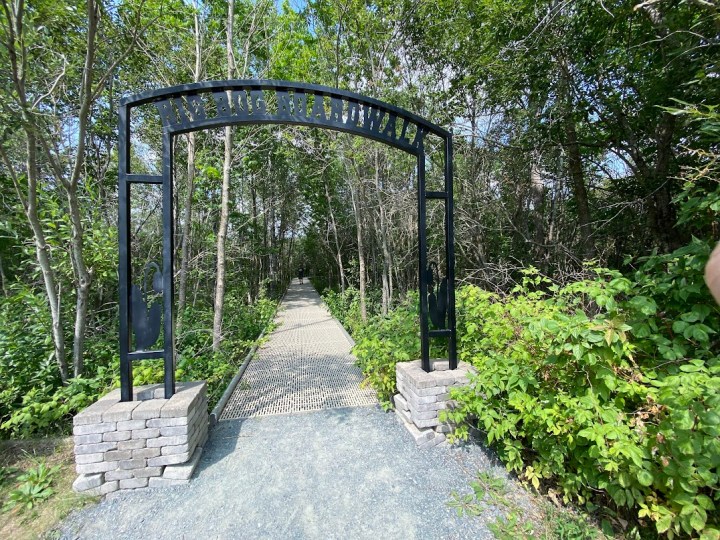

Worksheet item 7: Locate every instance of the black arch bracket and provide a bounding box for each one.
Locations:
[118,80,456,401]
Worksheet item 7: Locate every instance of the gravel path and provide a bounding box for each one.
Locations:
[57,282,532,539]
[59,408,519,539]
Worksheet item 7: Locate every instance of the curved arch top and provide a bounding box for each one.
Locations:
[117,79,457,402]
[120,80,449,154]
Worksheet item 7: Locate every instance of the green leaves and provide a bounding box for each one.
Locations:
[636,469,653,488]
[2,461,60,513]
[348,292,422,407]
[439,253,720,537]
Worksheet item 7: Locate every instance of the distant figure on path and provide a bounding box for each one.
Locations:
[298,268,304,284]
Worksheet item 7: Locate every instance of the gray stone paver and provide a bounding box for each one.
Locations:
[220,281,377,419]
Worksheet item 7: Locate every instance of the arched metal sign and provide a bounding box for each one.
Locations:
[118,80,456,401]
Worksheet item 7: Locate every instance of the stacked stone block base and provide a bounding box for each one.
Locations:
[72,381,208,497]
[394,360,472,448]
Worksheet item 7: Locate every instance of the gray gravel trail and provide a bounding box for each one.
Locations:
[58,282,532,539]
[59,408,519,539]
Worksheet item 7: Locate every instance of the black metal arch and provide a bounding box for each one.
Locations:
[118,80,456,401]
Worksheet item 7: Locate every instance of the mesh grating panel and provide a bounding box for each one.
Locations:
[220,281,377,420]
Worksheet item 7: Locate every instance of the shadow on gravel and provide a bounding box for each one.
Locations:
[193,418,247,477]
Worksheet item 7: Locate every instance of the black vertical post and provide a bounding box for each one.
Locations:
[118,104,133,401]
[162,132,176,398]
[445,134,457,369]
[417,143,430,372]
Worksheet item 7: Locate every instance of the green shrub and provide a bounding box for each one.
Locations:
[443,239,720,538]
[322,287,364,335]
[352,293,421,407]
[0,287,59,429]
[1,377,106,438]
[321,286,384,336]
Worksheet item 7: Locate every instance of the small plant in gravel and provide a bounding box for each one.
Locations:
[447,471,511,517]
[489,511,538,539]
[2,461,60,513]
[449,470,606,539]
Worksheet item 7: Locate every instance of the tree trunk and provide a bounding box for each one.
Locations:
[563,117,592,244]
[529,157,548,267]
[63,0,101,377]
[29,137,69,382]
[324,180,346,292]
[0,255,7,297]
[177,5,203,333]
[212,0,235,352]
[177,131,196,334]
[250,180,260,301]
[1,147,66,382]
[348,175,367,322]
[269,177,277,285]
[374,150,392,315]
[650,112,679,249]
[66,182,91,377]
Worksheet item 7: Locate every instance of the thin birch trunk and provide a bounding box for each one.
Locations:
[374,149,392,315]
[212,0,235,351]
[0,255,7,297]
[558,55,593,257]
[348,176,367,322]
[177,4,202,334]
[324,180,346,292]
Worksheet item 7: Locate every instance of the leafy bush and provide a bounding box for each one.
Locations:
[321,286,384,337]
[0,287,59,429]
[442,239,719,538]
[0,284,119,438]
[352,293,420,407]
[1,377,106,438]
[348,239,719,537]
[322,287,364,336]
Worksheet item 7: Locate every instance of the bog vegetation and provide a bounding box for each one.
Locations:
[0,0,718,538]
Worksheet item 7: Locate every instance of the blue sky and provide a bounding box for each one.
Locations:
[275,0,307,13]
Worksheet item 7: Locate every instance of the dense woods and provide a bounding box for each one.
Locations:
[1,0,719,537]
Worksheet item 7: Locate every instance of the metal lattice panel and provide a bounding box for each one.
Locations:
[220,282,377,419]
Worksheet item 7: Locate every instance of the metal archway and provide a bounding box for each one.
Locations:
[118,80,456,401]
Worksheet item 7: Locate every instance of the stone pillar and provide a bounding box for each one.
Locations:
[394,360,472,448]
[71,381,208,497]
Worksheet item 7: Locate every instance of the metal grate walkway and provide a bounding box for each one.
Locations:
[220,281,377,419]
